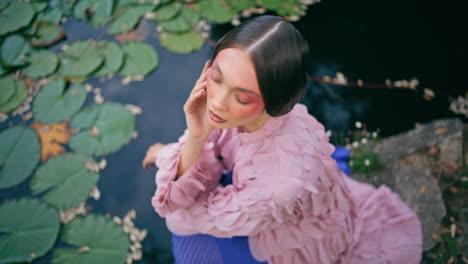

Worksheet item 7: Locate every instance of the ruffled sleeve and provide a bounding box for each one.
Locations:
[156,135,311,239]
[151,129,225,216]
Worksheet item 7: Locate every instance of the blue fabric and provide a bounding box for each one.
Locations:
[171,146,351,264]
[332,146,351,176]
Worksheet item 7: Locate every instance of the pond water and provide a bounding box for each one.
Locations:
[0,1,463,263]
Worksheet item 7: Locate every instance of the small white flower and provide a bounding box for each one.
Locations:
[364,159,370,166]
[352,141,359,148]
[326,130,332,137]
[360,138,368,144]
[355,121,362,129]
[372,132,377,138]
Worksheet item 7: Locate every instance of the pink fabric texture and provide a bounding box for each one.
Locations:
[151,104,423,264]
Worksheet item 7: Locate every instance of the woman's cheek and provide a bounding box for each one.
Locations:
[234,100,264,118]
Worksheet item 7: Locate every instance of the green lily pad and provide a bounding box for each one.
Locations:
[0,198,60,264]
[158,5,200,33]
[107,4,156,35]
[0,78,28,113]
[160,30,205,54]
[226,0,256,11]
[0,0,8,10]
[24,50,59,79]
[152,1,182,22]
[30,153,99,210]
[0,1,35,36]
[31,21,66,47]
[31,2,49,12]
[199,0,236,24]
[37,7,64,24]
[260,0,305,18]
[0,34,31,67]
[0,63,6,76]
[53,214,129,264]
[0,126,40,188]
[0,76,16,105]
[59,41,104,78]
[54,0,77,15]
[70,103,136,157]
[73,0,114,27]
[32,79,87,123]
[119,41,158,77]
[93,41,124,77]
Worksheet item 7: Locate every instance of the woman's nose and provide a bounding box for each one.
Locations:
[211,89,228,111]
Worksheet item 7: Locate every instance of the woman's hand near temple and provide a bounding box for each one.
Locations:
[176,61,214,178]
[184,60,213,139]
[142,143,166,169]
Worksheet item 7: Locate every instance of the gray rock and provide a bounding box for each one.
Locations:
[351,118,465,251]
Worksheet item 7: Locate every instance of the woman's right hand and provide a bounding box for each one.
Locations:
[183,60,213,139]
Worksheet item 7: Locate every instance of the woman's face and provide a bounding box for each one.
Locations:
[206,48,268,132]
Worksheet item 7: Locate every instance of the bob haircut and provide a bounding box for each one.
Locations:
[210,15,309,117]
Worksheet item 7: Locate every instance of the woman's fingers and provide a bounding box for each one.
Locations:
[142,157,155,169]
[198,60,211,82]
[142,143,166,169]
[191,61,211,94]
[186,80,207,110]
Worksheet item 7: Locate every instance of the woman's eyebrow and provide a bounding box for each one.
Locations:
[214,62,260,98]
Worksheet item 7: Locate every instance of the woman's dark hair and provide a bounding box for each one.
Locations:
[211,15,309,117]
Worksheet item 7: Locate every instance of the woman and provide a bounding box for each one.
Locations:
[143,15,423,264]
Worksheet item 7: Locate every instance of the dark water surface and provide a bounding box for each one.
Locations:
[0,0,464,263]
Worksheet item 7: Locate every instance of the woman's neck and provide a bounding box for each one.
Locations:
[240,111,270,133]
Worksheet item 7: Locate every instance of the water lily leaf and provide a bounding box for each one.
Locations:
[152,1,182,22]
[31,2,49,12]
[0,76,16,105]
[160,30,205,54]
[0,0,8,10]
[199,0,236,24]
[33,78,87,123]
[260,0,305,18]
[59,41,104,78]
[73,0,92,19]
[73,0,114,27]
[93,41,125,77]
[107,4,156,35]
[30,153,99,210]
[0,63,6,76]
[0,126,40,188]
[31,21,66,47]
[70,103,135,157]
[52,214,129,264]
[24,50,59,79]
[0,198,60,264]
[0,78,28,113]
[226,0,256,11]
[31,121,73,161]
[158,5,200,33]
[119,41,158,77]
[0,1,35,36]
[54,0,77,14]
[0,34,31,67]
[37,7,64,24]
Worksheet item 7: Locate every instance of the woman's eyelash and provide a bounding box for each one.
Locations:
[210,75,221,83]
[210,75,249,105]
[235,96,249,105]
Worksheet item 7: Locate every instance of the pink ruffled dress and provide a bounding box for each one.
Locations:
[151,104,423,264]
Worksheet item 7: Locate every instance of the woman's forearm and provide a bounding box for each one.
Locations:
[176,133,209,179]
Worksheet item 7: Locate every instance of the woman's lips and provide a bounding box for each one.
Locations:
[208,110,226,123]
